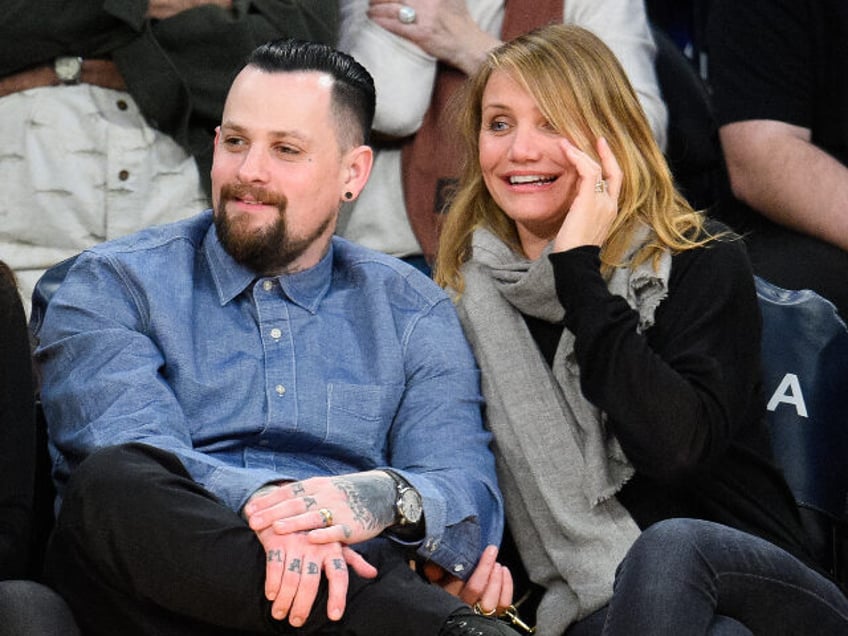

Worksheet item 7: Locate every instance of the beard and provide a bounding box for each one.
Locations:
[214,183,331,275]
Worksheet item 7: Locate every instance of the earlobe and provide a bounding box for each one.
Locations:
[343,144,374,199]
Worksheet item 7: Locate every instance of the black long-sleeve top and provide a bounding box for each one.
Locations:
[0,269,35,579]
[524,232,815,570]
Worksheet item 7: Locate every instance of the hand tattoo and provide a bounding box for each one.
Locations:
[288,558,302,573]
[267,550,283,563]
[330,473,395,532]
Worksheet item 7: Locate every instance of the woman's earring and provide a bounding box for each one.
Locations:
[344,191,353,200]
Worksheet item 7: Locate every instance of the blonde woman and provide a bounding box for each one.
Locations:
[436,24,848,636]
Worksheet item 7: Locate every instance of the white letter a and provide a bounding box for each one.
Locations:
[766,373,808,418]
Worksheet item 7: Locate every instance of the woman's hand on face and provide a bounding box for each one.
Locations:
[553,137,623,253]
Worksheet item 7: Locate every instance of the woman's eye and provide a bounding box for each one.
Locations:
[487,120,509,132]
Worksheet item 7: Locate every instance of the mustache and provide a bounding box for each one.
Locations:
[219,183,287,209]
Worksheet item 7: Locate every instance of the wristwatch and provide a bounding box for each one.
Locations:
[54,56,83,84]
[385,470,423,526]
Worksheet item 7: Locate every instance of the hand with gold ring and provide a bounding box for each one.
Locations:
[427,545,514,617]
[244,481,336,534]
[318,508,334,528]
[553,136,622,253]
[244,471,401,546]
[473,602,498,616]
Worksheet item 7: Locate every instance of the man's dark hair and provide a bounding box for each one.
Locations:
[246,39,376,147]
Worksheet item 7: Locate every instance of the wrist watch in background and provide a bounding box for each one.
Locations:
[385,469,423,527]
[54,56,83,84]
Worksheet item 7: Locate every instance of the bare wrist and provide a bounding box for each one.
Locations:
[454,33,501,75]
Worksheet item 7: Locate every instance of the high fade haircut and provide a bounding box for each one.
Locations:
[245,38,376,149]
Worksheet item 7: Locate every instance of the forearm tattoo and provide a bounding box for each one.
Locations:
[330,474,395,532]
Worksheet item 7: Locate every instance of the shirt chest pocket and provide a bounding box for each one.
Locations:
[324,382,403,464]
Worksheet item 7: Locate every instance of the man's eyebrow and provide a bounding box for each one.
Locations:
[220,121,309,141]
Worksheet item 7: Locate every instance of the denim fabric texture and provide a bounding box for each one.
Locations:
[35,210,501,575]
[602,519,848,635]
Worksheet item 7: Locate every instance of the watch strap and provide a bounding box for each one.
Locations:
[383,469,423,527]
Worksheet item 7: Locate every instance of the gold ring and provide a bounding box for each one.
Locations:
[473,602,497,617]
[594,178,608,194]
[318,508,334,527]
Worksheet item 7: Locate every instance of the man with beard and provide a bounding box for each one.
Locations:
[32,39,517,636]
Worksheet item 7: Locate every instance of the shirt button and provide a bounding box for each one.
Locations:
[118,169,129,181]
[452,564,465,574]
[116,99,128,111]
[262,280,274,291]
[275,384,286,396]
[270,327,282,340]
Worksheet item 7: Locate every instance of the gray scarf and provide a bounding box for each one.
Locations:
[456,227,671,635]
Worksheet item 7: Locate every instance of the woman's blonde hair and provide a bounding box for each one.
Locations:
[434,24,711,293]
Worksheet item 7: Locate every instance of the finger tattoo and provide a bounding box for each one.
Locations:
[307,562,320,576]
[267,549,283,563]
[288,558,302,573]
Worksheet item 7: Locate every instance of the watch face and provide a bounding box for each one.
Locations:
[399,488,423,524]
[55,56,82,83]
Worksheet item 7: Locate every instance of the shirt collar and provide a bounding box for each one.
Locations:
[204,224,334,313]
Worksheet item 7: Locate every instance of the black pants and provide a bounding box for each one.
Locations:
[45,443,465,635]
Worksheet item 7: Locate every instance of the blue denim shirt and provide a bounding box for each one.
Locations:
[35,211,502,576]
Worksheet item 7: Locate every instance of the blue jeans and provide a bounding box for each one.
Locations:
[594,518,848,635]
